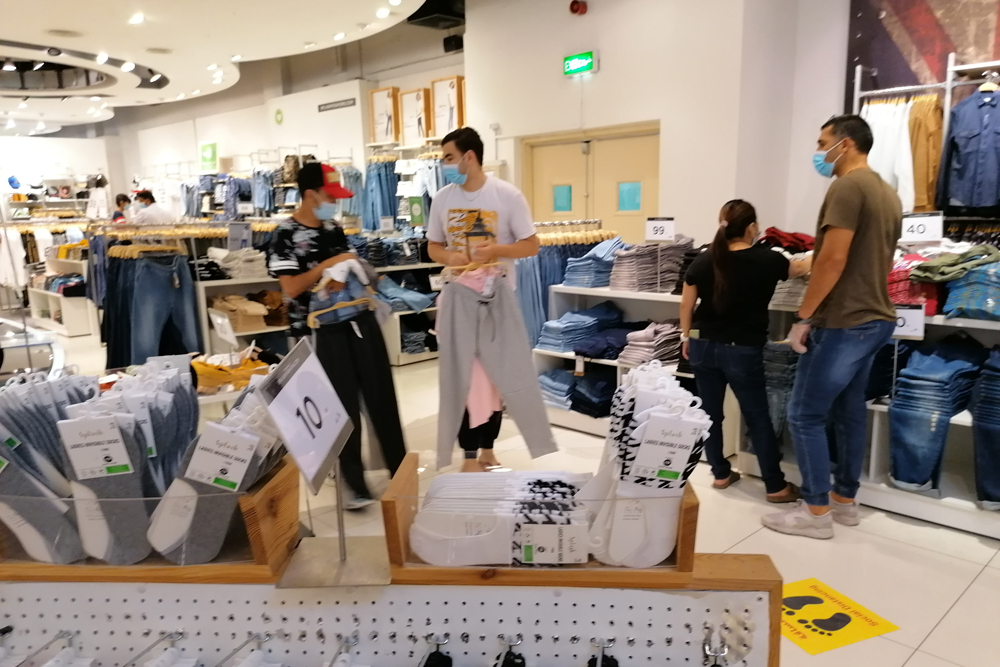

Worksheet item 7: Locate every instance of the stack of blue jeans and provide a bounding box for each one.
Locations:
[537,301,623,353]
[571,368,617,418]
[943,263,1000,321]
[972,348,1000,509]
[516,256,546,346]
[539,369,575,410]
[376,275,435,313]
[563,238,626,288]
[890,342,987,493]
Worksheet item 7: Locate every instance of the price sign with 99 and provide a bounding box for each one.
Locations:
[645,217,676,243]
[900,212,943,244]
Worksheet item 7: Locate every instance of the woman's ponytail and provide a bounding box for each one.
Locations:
[711,199,758,309]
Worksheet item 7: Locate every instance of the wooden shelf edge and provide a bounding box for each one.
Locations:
[0,562,282,584]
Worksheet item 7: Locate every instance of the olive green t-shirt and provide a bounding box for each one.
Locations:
[813,167,902,329]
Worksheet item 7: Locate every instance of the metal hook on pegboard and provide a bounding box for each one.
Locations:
[211,632,270,667]
[121,629,185,667]
[702,624,728,666]
[14,630,74,667]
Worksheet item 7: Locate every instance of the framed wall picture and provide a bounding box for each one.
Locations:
[400,88,432,146]
[431,76,465,138]
[369,86,400,144]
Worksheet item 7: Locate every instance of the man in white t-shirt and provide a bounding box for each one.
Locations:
[132,190,175,225]
[427,127,541,471]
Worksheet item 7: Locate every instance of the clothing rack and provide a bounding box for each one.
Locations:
[534,219,603,229]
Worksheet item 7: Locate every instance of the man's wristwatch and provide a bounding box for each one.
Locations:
[680,334,690,343]
[795,316,813,326]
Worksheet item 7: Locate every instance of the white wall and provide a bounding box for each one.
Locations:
[0,137,109,184]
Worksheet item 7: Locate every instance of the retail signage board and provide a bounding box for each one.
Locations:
[645,217,676,243]
[380,216,395,233]
[228,222,253,250]
[564,50,598,76]
[200,142,218,172]
[208,308,239,348]
[256,338,353,495]
[408,197,426,226]
[318,98,357,113]
[900,212,943,244]
[236,202,254,215]
[893,305,925,341]
[781,578,898,655]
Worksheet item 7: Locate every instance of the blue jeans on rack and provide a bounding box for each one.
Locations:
[788,319,895,506]
[130,255,201,365]
[689,338,788,494]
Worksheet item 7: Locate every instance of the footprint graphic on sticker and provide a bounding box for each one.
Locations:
[781,595,823,617]
[796,613,852,636]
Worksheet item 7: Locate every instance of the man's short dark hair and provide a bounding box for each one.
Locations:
[821,114,874,154]
[115,193,131,207]
[297,162,323,195]
[135,190,155,203]
[442,127,484,165]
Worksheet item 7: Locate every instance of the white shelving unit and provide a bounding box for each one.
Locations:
[380,306,439,366]
[26,258,99,338]
[194,276,287,355]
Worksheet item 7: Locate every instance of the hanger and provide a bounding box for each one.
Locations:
[981,70,1000,92]
[440,260,506,279]
[306,286,379,329]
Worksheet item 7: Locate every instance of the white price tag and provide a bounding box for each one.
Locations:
[629,413,701,487]
[228,222,253,249]
[235,202,254,216]
[379,216,395,233]
[900,212,943,244]
[185,422,258,491]
[58,416,134,480]
[894,305,925,340]
[429,274,445,291]
[520,524,588,564]
[645,217,676,243]
[256,339,353,494]
[208,308,239,348]
[574,356,585,377]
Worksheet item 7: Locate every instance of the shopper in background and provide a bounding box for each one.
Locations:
[427,127,543,472]
[132,190,174,225]
[681,200,809,503]
[763,114,901,539]
[112,193,130,222]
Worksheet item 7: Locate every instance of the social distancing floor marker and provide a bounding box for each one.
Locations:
[780,578,899,655]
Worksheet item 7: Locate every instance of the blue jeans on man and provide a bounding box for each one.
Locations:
[788,319,896,506]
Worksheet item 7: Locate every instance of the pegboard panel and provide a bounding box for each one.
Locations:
[0,583,769,667]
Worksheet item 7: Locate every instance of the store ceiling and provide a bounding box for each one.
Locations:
[0,0,420,136]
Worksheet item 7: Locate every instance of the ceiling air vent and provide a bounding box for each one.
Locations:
[407,0,465,30]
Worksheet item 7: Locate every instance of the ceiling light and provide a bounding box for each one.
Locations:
[4,119,14,130]
[150,72,161,82]
[36,121,45,131]
[87,107,96,114]
[231,55,241,62]
[2,60,16,72]
[334,32,345,40]
[376,7,391,18]
[18,101,26,109]
[192,90,200,95]
[213,78,223,84]
[177,93,185,100]
[101,103,108,109]
[129,13,144,25]
[28,131,35,136]
[390,0,401,5]
[90,96,101,101]
[96,52,108,64]
[47,48,62,57]
[304,42,316,49]
[121,62,135,72]
[32,62,44,71]
[207,64,217,71]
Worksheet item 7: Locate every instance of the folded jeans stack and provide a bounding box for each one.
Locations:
[537,301,624,353]
[562,237,626,288]
[971,347,1000,510]
[867,342,914,401]
[539,368,576,410]
[943,263,1000,321]
[889,342,987,493]
[671,245,707,295]
[570,368,618,418]
[573,324,648,361]
[376,275,435,313]
[610,237,694,293]
[617,321,682,366]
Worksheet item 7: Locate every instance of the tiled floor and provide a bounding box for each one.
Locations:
[65,335,998,667]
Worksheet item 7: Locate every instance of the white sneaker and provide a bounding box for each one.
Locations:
[831,499,860,526]
[761,500,834,539]
[342,493,376,511]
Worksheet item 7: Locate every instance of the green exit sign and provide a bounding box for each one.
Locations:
[564,51,598,76]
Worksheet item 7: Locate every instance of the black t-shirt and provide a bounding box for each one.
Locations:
[684,245,790,346]
[267,218,351,337]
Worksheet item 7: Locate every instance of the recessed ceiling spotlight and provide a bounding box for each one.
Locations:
[101,103,108,109]
[150,72,162,82]
[87,107,96,114]
[376,7,391,18]
[129,13,144,25]
[28,131,35,136]
[304,42,316,49]
[2,60,16,72]
[390,0,401,5]
[207,64,217,71]
[358,22,371,30]
[46,29,82,38]
[146,47,171,54]
[32,62,44,71]
[18,101,27,109]
[96,52,108,64]
[36,121,45,131]
[192,90,200,95]
[213,78,223,84]
[231,55,242,62]
[90,96,101,101]
[334,32,346,40]
[47,48,62,57]
[177,93,185,100]
[4,119,14,130]
[121,62,135,72]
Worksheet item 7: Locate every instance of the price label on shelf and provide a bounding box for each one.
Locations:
[900,212,943,244]
[893,305,925,341]
[256,338,353,494]
[645,217,676,243]
[236,203,255,216]
[429,274,445,291]
[379,216,395,233]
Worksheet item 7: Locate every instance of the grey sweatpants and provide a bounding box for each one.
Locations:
[436,280,557,469]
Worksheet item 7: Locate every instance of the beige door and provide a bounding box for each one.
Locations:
[528,141,588,222]
[589,133,660,244]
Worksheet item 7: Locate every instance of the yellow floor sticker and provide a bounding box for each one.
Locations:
[780,578,899,655]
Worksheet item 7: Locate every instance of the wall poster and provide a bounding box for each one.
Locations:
[400,88,432,146]
[431,76,465,137]
[369,87,400,144]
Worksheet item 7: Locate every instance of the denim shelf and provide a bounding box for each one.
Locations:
[26,258,100,338]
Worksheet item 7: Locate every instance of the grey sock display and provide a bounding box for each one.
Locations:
[0,453,85,564]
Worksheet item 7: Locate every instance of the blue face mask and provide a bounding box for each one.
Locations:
[136,202,147,209]
[442,162,467,186]
[314,202,338,221]
[812,140,844,178]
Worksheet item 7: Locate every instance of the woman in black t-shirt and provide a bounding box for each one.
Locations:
[680,200,810,502]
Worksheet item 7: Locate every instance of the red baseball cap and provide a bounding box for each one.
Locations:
[300,162,353,199]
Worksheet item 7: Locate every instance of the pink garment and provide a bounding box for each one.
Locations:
[453,269,503,427]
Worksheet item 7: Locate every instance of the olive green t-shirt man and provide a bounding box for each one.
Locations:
[812,167,902,328]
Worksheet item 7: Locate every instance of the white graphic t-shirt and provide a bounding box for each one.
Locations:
[426,176,537,282]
